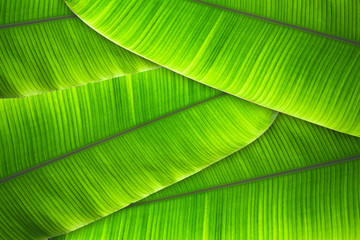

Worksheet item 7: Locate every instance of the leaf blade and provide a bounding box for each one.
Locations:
[195,0,360,42]
[0,69,276,239]
[66,0,360,136]
[0,0,73,25]
[0,17,158,97]
[0,68,219,178]
[53,157,360,239]
[52,113,360,239]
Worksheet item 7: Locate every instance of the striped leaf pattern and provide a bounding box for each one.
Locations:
[201,0,360,42]
[0,69,276,239]
[0,69,219,178]
[0,18,158,97]
[0,0,73,25]
[54,158,360,240]
[1,0,359,239]
[140,113,360,202]
[66,0,360,136]
[52,111,360,239]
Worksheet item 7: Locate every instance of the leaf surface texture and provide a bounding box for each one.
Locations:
[66,0,360,136]
[54,158,360,239]
[0,69,276,239]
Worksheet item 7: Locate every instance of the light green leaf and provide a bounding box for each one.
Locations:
[0,3,158,98]
[66,0,360,136]
[51,114,360,239]
[141,113,360,202]
[52,114,360,239]
[53,158,360,240]
[0,68,218,179]
[0,68,276,239]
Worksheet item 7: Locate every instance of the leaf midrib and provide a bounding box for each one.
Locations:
[192,0,360,47]
[53,154,359,239]
[128,154,360,208]
[0,15,76,29]
[0,93,225,184]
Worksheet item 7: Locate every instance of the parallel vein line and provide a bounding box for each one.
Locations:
[2,2,360,47]
[0,93,225,184]
[127,155,360,207]
[0,15,76,29]
[192,0,360,46]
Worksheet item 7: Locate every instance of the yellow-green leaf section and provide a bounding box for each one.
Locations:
[0,68,219,179]
[0,17,158,98]
[66,0,360,136]
[52,114,360,239]
[141,114,360,202]
[53,114,360,239]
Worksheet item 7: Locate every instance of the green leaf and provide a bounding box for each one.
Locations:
[0,68,276,239]
[0,0,73,25]
[141,113,360,202]
[52,114,360,239]
[0,68,219,179]
[197,0,360,42]
[0,13,158,98]
[53,158,360,240]
[66,0,360,136]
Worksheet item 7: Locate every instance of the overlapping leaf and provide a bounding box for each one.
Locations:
[1,1,359,239]
[0,69,276,239]
[53,114,360,239]
[141,114,360,201]
[66,0,360,136]
[0,0,158,98]
[54,159,360,240]
[0,68,219,178]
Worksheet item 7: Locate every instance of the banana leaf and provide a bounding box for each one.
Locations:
[0,69,220,178]
[0,69,276,239]
[54,158,360,239]
[197,0,360,42]
[53,113,360,239]
[0,0,157,98]
[1,0,73,25]
[142,113,360,202]
[66,0,360,136]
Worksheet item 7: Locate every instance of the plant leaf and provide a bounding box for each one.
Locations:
[53,158,360,239]
[52,114,360,239]
[66,0,360,136]
[141,113,360,202]
[0,68,219,179]
[0,0,73,25]
[196,0,360,42]
[0,69,276,239]
[0,8,158,97]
